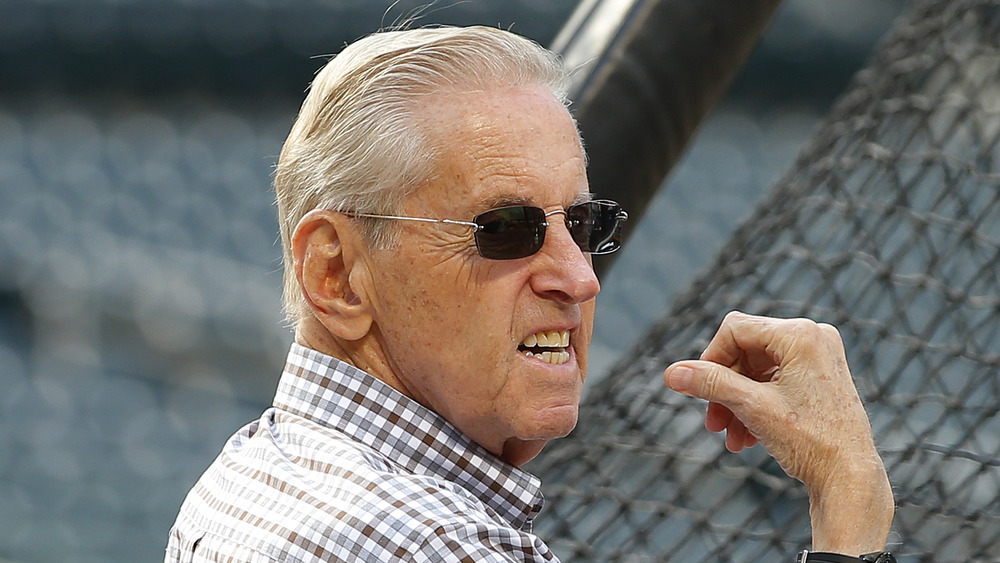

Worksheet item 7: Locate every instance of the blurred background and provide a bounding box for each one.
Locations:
[0,1,905,561]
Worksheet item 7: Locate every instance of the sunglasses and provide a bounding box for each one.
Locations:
[347,199,628,260]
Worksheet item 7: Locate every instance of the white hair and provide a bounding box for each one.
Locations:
[274,26,571,327]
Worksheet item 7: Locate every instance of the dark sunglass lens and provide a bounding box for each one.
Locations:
[567,200,624,254]
[473,206,546,259]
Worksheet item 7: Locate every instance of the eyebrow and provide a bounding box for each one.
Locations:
[475,191,594,212]
[481,194,531,209]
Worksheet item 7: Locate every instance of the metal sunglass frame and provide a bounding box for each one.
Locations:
[345,199,628,260]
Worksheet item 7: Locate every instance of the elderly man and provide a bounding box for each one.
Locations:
[166,26,894,562]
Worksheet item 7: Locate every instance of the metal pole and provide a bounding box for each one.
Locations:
[553,0,785,274]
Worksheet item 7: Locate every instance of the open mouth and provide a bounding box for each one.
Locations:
[518,330,571,365]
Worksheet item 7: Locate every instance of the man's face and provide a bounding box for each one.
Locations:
[361,84,600,465]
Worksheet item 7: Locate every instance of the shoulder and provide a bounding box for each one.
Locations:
[168,408,555,561]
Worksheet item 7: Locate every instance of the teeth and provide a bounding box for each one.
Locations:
[520,330,571,364]
[521,330,570,349]
[522,349,571,364]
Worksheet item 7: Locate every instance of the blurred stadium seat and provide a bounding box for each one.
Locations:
[0,0,902,561]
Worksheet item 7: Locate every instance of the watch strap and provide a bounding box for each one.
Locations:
[798,551,859,563]
[798,550,896,563]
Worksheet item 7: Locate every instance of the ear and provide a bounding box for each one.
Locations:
[292,209,374,341]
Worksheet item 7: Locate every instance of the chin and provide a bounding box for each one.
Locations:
[525,404,580,440]
[500,407,579,466]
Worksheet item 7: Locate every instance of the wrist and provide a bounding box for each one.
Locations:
[808,458,894,553]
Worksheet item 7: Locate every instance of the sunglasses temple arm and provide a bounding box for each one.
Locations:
[348,212,480,232]
[439,218,481,231]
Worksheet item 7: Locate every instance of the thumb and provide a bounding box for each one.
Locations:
[664,360,760,406]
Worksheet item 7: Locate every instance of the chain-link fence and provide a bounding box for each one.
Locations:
[529,1,1000,561]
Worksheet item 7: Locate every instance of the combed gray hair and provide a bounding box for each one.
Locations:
[274,26,571,327]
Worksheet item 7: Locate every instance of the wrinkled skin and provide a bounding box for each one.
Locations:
[294,84,598,468]
[665,311,894,553]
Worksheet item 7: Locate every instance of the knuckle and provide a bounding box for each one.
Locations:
[722,310,744,325]
[789,317,827,341]
[817,322,842,341]
[701,367,731,404]
[814,322,847,356]
[701,367,720,397]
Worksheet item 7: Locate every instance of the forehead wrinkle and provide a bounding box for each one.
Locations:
[462,109,585,181]
[421,86,589,214]
[466,150,588,210]
[467,129,585,175]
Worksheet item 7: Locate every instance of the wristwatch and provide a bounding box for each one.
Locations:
[797,550,896,563]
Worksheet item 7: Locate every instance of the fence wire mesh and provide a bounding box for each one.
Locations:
[528,0,1000,561]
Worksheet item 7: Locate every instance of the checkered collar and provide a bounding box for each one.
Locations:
[272,343,545,531]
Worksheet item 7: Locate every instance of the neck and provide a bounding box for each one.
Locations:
[500,437,548,467]
[295,316,546,468]
[296,316,418,402]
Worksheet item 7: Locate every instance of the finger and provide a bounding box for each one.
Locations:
[705,401,732,433]
[725,418,749,452]
[699,311,776,368]
[701,311,826,379]
[666,360,779,452]
[726,418,761,452]
[708,399,760,451]
[664,360,761,407]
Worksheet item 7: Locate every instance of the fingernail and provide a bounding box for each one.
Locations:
[667,366,693,391]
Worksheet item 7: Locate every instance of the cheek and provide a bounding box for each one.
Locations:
[376,264,511,378]
[580,299,597,337]
[577,300,597,351]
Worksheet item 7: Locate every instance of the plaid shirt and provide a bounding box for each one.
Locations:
[165,343,556,562]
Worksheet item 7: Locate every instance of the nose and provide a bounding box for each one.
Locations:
[529,215,601,305]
